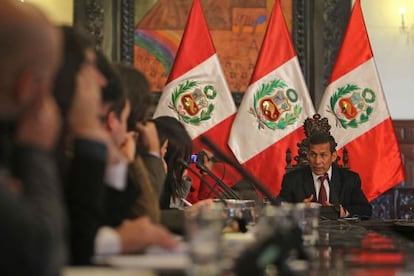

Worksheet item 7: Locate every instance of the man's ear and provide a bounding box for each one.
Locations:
[332,151,338,163]
[106,111,118,131]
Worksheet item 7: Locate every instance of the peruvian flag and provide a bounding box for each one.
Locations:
[228,0,315,196]
[318,0,405,201]
[153,0,239,198]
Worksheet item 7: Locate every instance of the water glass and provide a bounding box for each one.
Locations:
[292,203,320,246]
[185,202,225,275]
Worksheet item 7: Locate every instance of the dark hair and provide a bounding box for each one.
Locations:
[308,132,337,153]
[52,26,96,179]
[53,25,95,120]
[96,51,126,119]
[154,116,192,208]
[113,63,151,131]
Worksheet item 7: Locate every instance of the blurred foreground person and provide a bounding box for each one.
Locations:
[0,1,66,275]
[113,63,165,222]
[53,25,111,265]
[53,27,177,264]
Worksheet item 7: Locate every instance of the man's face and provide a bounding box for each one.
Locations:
[8,23,63,118]
[307,142,337,175]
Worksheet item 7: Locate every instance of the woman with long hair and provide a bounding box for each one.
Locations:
[154,116,193,210]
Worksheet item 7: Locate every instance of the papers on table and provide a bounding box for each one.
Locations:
[93,232,256,271]
[63,267,155,276]
[93,241,190,271]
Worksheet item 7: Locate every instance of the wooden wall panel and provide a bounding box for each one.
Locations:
[399,144,414,187]
[371,120,414,219]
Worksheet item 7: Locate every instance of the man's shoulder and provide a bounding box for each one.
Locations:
[334,166,360,179]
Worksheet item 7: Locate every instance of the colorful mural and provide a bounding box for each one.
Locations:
[134,0,292,92]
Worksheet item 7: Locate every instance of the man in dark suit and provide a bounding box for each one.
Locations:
[278,132,372,218]
[0,1,66,275]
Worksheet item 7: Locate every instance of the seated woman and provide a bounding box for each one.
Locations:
[154,116,193,210]
[153,116,213,234]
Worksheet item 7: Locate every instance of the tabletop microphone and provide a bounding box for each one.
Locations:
[188,151,240,199]
[189,151,206,166]
[195,161,241,200]
[190,151,220,165]
[200,135,280,206]
[178,159,227,205]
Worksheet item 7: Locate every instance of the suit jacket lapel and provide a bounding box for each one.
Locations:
[303,167,317,202]
[329,166,341,205]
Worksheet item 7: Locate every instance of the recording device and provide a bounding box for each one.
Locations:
[189,151,219,165]
[190,152,203,164]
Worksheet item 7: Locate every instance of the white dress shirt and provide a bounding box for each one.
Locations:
[311,167,332,202]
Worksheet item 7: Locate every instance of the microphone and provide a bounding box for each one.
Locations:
[210,156,220,163]
[189,151,205,165]
[188,151,240,199]
[189,151,220,165]
[177,159,227,205]
[200,135,280,206]
[194,160,241,200]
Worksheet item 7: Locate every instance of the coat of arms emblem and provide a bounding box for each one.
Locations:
[250,79,302,130]
[169,80,217,126]
[327,84,376,128]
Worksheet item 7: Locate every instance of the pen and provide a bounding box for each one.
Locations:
[181,198,193,207]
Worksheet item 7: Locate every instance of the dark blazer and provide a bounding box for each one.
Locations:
[0,145,66,276]
[141,153,166,198]
[278,165,372,218]
[64,138,107,265]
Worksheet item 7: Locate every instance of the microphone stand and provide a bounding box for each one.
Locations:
[195,162,241,200]
[178,159,228,206]
[200,136,280,206]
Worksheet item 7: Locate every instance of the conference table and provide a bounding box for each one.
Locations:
[65,219,414,276]
[304,219,414,275]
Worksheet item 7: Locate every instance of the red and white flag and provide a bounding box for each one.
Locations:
[318,0,405,201]
[153,0,239,198]
[228,0,315,196]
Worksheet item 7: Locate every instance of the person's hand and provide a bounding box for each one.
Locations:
[115,216,178,254]
[303,194,314,203]
[0,171,22,194]
[69,66,125,165]
[187,198,214,214]
[120,131,137,162]
[339,205,347,218]
[325,202,347,218]
[69,65,107,142]
[136,121,161,155]
[16,96,61,150]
